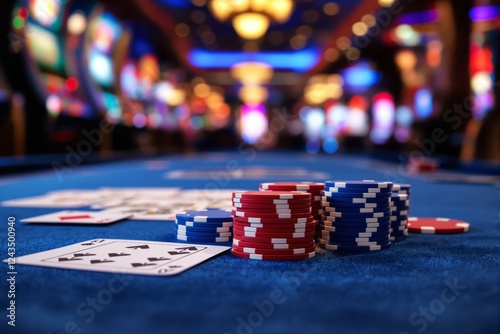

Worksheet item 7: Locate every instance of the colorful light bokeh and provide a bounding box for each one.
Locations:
[240,104,268,144]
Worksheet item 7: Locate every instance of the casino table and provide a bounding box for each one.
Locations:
[0,152,499,334]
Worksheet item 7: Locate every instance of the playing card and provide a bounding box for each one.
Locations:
[21,210,132,225]
[2,195,95,208]
[2,189,121,208]
[8,239,230,276]
[100,199,211,220]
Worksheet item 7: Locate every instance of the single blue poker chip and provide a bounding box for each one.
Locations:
[323,191,391,199]
[323,230,390,238]
[391,210,409,216]
[320,222,391,229]
[320,225,391,233]
[324,181,393,189]
[390,235,408,242]
[390,203,410,208]
[321,233,390,244]
[175,219,233,228]
[392,184,411,192]
[321,215,390,224]
[390,214,409,221]
[176,209,233,222]
[175,234,231,243]
[175,224,233,233]
[322,196,390,204]
[391,204,410,210]
[174,227,232,238]
[322,211,391,219]
[324,186,392,194]
[320,239,391,247]
[391,193,408,200]
[321,201,391,209]
[390,197,409,203]
[318,241,392,251]
[391,229,408,236]
[322,206,391,213]
[321,218,391,225]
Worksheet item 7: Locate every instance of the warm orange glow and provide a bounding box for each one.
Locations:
[231,62,273,85]
[208,0,294,39]
[232,12,270,40]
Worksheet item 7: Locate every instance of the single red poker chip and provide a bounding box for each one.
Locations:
[232,191,311,201]
[232,207,311,213]
[232,244,317,256]
[231,249,315,260]
[259,182,325,191]
[232,198,312,206]
[231,202,311,210]
[233,221,316,230]
[233,229,316,239]
[231,234,314,244]
[232,221,316,231]
[258,188,324,198]
[233,226,315,235]
[232,215,314,224]
[232,206,311,213]
[232,238,315,249]
[407,217,470,234]
[232,210,312,218]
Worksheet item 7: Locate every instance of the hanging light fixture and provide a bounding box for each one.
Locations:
[208,0,294,40]
[230,62,273,85]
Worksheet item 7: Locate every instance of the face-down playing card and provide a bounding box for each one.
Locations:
[20,210,133,225]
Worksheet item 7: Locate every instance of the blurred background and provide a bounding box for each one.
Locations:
[0,0,499,163]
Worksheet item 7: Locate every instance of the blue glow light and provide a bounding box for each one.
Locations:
[322,138,339,154]
[157,0,190,8]
[469,5,500,22]
[188,48,320,72]
[131,38,154,59]
[89,51,114,86]
[397,10,438,25]
[342,63,381,87]
[414,88,433,118]
[306,139,321,154]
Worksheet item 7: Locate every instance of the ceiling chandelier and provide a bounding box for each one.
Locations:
[208,0,294,40]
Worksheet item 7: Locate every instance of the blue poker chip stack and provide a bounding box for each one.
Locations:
[390,184,411,242]
[318,180,393,251]
[175,209,233,243]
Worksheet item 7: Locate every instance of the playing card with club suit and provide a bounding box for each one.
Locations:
[8,239,230,276]
[21,210,133,225]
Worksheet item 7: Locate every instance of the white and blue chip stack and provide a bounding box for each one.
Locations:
[175,209,233,243]
[319,180,393,251]
[390,184,411,242]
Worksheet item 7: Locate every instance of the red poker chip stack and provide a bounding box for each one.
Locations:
[259,182,325,237]
[231,191,316,260]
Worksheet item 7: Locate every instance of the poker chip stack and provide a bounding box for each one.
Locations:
[231,191,315,260]
[259,182,324,224]
[175,209,233,243]
[318,180,393,252]
[389,193,409,241]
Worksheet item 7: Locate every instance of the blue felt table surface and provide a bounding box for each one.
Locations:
[0,153,499,334]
